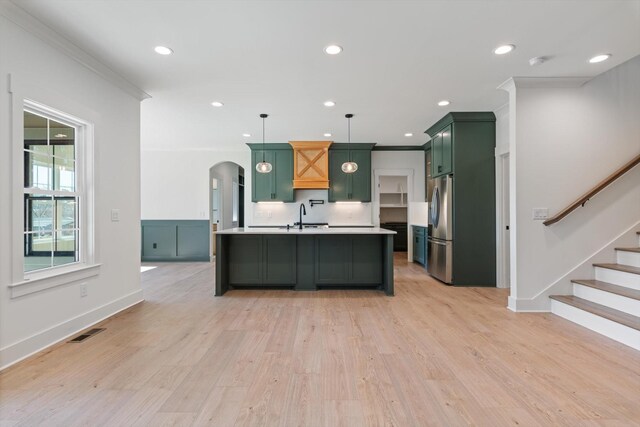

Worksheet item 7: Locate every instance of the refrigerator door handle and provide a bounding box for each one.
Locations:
[427,238,447,246]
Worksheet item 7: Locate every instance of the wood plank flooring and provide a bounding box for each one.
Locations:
[1,255,639,426]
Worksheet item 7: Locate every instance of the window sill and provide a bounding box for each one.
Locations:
[9,264,101,298]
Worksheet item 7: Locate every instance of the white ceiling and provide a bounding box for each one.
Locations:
[13,0,640,150]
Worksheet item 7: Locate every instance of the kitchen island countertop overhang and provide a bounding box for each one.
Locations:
[215,227,396,296]
[217,227,396,235]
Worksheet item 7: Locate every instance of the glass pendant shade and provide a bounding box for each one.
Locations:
[256,113,272,174]
[256,161,272,173]
[342,113,358,174]
[341,161,358,173]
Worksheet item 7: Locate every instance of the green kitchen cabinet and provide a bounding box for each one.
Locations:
[328,144,374,202]
[431,124,452,177]
[423,112,497,286]
[229,235,263,284]
[315,235,350,284]
[228,234,296,286]
[249,144,294,202]
[315,235,382,285]
[263,235,297,284]
[412,226,426,266]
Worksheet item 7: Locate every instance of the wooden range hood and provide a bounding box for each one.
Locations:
[289,141,332,189]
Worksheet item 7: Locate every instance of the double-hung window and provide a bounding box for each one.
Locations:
[23,105,83,273]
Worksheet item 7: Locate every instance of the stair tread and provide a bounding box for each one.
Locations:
[593,263,640,275]
[615,247,640,253]
[572,279,640,301]
[550,295,640,331]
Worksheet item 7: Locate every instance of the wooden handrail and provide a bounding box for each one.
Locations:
[544,153,640,226]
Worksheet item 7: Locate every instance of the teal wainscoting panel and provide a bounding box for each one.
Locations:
[141,220,210,262]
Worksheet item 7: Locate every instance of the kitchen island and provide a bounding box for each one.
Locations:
[215,227,395,296]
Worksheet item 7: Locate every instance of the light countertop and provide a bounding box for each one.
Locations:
[217,227,396,235]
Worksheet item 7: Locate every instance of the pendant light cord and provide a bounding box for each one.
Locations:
[262,115,266,163]
[348,115,351,162]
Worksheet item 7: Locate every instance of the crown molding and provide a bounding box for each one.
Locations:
[498,76,592,91]
[0,1,150,101]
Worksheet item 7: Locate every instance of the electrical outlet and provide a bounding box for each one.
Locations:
[532,208,549,220]
[111,209,120,222]
[80,283,88,297]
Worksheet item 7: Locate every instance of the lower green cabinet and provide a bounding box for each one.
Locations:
[229,235,296,285]
[315,235,382,284]
[412,226,426,266]
[229,235,262,284]
[263,235,297,284]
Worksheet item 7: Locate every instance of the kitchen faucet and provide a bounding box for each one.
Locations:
[298,203,307,230]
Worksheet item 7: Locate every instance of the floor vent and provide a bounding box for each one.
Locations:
[68,328,105,343]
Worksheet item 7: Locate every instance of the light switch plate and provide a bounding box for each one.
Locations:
[532,208,549,220]
[111,209,120,222]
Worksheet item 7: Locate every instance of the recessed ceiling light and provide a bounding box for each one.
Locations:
[324,45,342,55]
[242,133,251,137]
[154,46,173,55]
[324,100,336,107]
[438,100,451,106]
[494,44,515,55]
[54,133,67,138]
[324,133,332,137]
[404,133,413,137]
[589,54,611,63]
[211,101,224,107]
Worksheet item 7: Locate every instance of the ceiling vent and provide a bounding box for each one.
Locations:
[289,141,332,189]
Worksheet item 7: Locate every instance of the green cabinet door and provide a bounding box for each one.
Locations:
[349,150,371,202]
[351,235,382,283]
[252,150,275,201]
[229,235,263,284]
[273,149,294,202]
[412,226,426,265]
[263,235,297,284]
[315,235,350,283]
[328,149,371,202]
[328,150,350,202]
[251,148,294,202]
[440,124,452,175]
[431,124,452,177]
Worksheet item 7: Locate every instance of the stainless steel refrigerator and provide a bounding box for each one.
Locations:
[427,175,453,284]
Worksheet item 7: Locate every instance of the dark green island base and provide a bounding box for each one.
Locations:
[215,228,395,296]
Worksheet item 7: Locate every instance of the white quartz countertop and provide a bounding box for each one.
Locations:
[217,227,396,235]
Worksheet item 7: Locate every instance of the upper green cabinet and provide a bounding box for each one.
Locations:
[431,124,452,177]
[328,144,374,202]
[249,144,294,202]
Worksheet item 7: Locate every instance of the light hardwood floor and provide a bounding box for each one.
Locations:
[1,255,639,426]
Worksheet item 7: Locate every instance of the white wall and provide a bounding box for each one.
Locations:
[504,55,640,311]
[141,148,426,228]
[0,11,144,368]
[141,149,251,220]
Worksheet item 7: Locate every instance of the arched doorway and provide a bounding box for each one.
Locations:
[209,162,244,257]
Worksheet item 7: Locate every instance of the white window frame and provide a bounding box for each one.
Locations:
[8,96,98,298]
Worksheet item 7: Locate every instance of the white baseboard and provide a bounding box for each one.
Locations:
[0,290,144,371]
[551,299,640,351]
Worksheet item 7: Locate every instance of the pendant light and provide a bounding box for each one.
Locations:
[341,113,358,173]
[255,113,272,173]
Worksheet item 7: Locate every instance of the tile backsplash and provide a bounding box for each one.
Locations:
[251,189,373,226]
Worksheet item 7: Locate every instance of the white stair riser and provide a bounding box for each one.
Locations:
[616,250,640,268]
[573,284,640,316]
[595,267,640,290]
[551,300,640,351]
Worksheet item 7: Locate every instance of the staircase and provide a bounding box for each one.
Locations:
[550,231,640,351]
